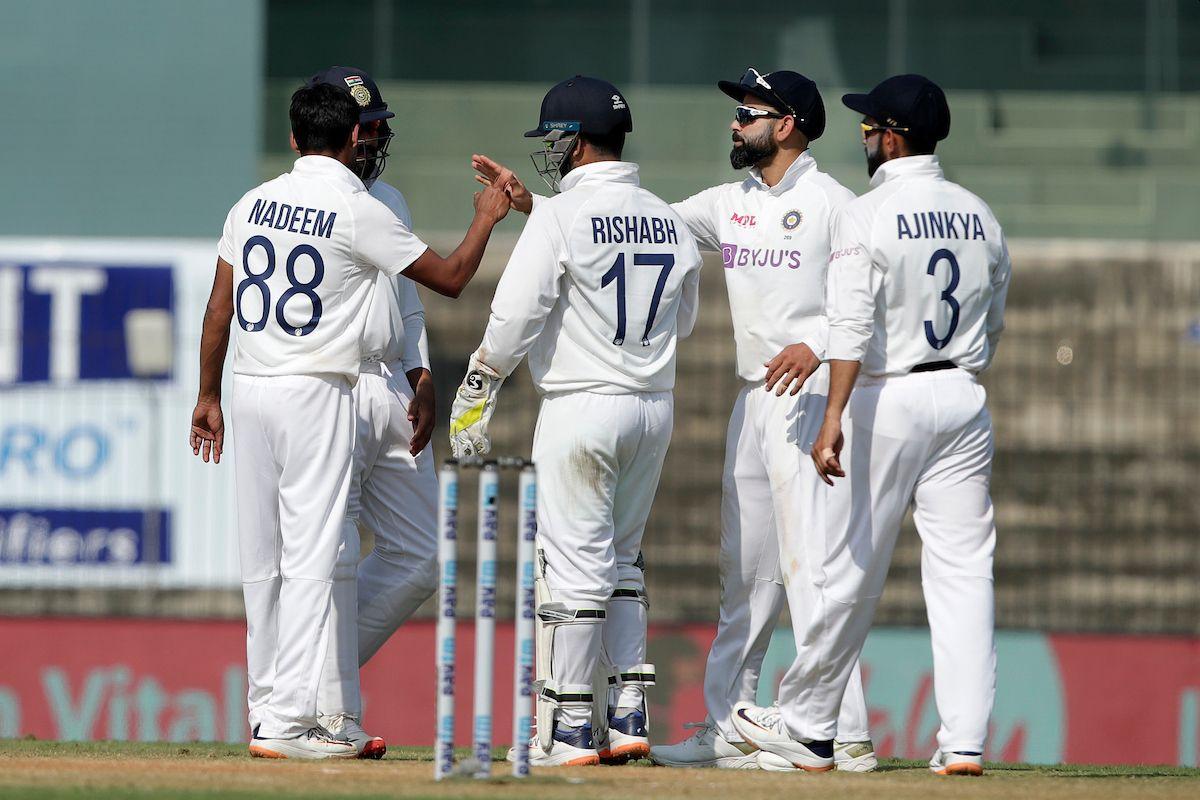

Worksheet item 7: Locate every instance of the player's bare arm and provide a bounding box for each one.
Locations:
[812,358,859,485]
[763,342,820,396]
[190,257,234,464]
[403,184,512,298]
[472,154,534,214]
[406,367,435,455]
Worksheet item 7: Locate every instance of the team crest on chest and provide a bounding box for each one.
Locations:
[781,209,803,230]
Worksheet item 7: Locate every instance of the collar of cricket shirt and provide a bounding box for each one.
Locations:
[869,153,944,190]
[558,160,641,193]
[291,154,368,192]
[747,150,815,197]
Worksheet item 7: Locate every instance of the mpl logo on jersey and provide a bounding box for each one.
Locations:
[0,262,174,385]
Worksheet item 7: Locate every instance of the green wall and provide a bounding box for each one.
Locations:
[0,0,264,237]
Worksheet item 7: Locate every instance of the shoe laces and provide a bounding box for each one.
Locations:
[325,712,361,734]
[757,704,783,732]
[306,727,345,744]
[681,720,715,743]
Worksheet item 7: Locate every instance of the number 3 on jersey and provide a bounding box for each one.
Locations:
[923,248,960,350]
[236,235,324,336]
[602,253,674,346]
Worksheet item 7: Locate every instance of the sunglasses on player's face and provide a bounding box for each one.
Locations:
[860,121,910,138]
[735,105,787,126]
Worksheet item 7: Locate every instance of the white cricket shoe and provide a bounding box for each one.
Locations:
[319,713,386,760]
[730,702,834,772]
[834,740,878,772]
[599,708,650,764]
[648,720,760,769]
[505,724,601,767]
[759,739,877,772]
[248,727,358,760]
[929,749,984,776]
[756,750,797,771]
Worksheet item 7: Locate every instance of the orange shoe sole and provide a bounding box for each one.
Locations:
[564,754,602,766]
[599,742,650,765]
[248,744,288,759]
[801,763,836,772]
[359,738,387,760]
[937,763,984,776]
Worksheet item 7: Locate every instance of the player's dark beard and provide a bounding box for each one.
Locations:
[865,140,886,177]
[729,129,777,170]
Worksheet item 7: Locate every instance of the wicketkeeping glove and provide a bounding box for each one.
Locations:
[449,354,503,458]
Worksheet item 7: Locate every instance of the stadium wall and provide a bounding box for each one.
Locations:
[1,617,1198,767]
[3,237,1196,634]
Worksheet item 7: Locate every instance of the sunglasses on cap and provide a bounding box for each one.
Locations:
[739,67,797,117]
[860,121,910,137]
[735,105,788,126]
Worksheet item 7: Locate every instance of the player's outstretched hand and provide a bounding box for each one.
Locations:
[407,368,436,456]
[764,342,819,396]
[473,154,533,214]
[189,397,224,464]
[449,354,504,458]
[812,419,845,486]
[474,183,512,224]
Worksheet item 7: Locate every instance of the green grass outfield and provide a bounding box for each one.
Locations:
[1,740,1198,800]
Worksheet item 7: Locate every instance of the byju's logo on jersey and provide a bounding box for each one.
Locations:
[720,243,803,270]
[730,212,757,228]
[0,263,174,385]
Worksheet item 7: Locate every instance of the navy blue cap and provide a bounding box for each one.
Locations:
[306,66,394,124]
[525,75,633,138]
[718,68,826,140]
[842,74,950,141]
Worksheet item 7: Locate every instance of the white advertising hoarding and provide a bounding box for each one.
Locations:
[0,238,239,587]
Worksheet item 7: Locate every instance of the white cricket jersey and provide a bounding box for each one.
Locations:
[360,180,430,371]
[478,161,702,394]
[217,155,429,381]
[671,152,856,382]
[826,155,1011,376]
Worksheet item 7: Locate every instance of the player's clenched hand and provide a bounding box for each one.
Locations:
[449,354,504,458]
[811,418,845,486]
[406,368,435,456]
[764,343,819,396]
[473,183,512,224]
[472,154,533,214]
[189,397,224,464]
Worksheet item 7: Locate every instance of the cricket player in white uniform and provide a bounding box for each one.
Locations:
[732,75,1010,777]
[473,68,875,772]
[289,69,441,759]
[449,75,702,767]
[189,82,511,759]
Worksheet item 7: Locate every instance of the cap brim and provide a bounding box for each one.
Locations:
[360,109,395,123]
[717,80,746,102]
[841,93,881,120]
[717,80,776,108]
[524,127,546,138]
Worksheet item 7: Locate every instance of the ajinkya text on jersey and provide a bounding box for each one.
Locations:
[897,211,986,240]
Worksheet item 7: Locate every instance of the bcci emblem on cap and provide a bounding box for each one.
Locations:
[342,75,372,108]
[781,210,803,230]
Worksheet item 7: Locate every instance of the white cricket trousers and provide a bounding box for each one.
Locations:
[316,361,439,718]
[704,370,870,743]
[233,373,354,740]
[783,368,996,753]
[535,390,673,725]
